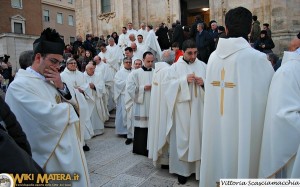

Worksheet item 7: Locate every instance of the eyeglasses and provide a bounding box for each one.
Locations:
[45,57,64,65]
[186,51,198,56]
[124,61,132,64]
[68,62,77,65]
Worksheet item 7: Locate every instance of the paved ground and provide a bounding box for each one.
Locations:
[85,119,199,187]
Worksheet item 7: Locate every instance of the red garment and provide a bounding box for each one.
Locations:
[174,50,184,62]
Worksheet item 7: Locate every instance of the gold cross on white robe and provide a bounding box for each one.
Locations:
[210,68,236,115]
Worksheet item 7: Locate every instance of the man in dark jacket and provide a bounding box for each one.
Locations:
[190,15,206,41]
[72,35,83,55]
[172,20,184,49]
[196,22,213,63]
[156,23,170,50]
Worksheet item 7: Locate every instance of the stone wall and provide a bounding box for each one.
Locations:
[76,0,299,55]
[209,0,300,55]
[75,0,180,38]
[0,33,38,71]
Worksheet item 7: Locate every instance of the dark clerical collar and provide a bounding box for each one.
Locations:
[142,66,152,71]
[183,57,194,65]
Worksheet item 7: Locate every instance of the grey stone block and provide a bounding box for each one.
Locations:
[102,174,144,187]
[138,176,175,187]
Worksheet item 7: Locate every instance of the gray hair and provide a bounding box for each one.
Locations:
[123,57,132,63]
[19,50,34,70]
[108,37,115,42]
[161,49,175,65]
[197,22,204,29]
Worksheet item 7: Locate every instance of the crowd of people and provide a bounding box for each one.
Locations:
[0,6,299,187]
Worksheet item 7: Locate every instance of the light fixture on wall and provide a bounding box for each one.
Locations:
[202,8,209,11]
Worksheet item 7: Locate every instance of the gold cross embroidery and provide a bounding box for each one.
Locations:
[210,68,236,115]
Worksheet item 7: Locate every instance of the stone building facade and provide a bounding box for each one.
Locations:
[42,0,76,45]
[0,0,43,71]
[75,0,300,55]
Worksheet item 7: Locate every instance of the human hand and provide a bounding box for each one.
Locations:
[77,87,84,93]
[194,76,204,86]
[187,74,195,83]
[44,65,64,89]
[144,85,151,91]
[89,83,95,89]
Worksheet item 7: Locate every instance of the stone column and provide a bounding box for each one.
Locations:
[132,0,139,30]
[170,0,180,24]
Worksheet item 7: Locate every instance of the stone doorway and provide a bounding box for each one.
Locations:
[180,0,210,28]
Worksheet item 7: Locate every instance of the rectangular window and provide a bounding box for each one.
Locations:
[43,10,50,22]
[101,0,111,13]
[14,22,23,34]
[11,0,22,8]
[68,0,73,4]
[57,13,63,24]
[68,15,74,26]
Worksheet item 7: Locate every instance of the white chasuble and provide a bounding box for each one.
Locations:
[5,69,90,187]
[61,69,94,140]
[124,71,136,138]
[82,72,108,135]
[114,68,131,134]
[98,50,119,74]
[107,43,123,66]
[200,37,274,187]
[148,62,171,162]
[259,51,300,178]
[126,67,153,128]
[162,57,206,163]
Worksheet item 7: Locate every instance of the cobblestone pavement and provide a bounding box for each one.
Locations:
[85,121,199,187]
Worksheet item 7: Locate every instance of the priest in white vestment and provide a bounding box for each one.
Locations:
[259,34,300,178]
[137,23,149,41]
[98,43,118,111]
[114,57,132,139]
[127,22,138,37]
[60,58,94,150]
[5,28,90,187]
[107,37,123,67]
[145,26,162,63]
[124,59,143,144]
[118,27,130,53]
[161,41,206,184]
[136,34,146,54]
[93,55,114,115]
[127,34,137,47]
[148,50,175,167]
[131,42,143,60]
[126,51,154,156]
[82,63,108,136]
[199,7,274,187]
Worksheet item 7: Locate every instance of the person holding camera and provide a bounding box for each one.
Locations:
[0,54,13,92]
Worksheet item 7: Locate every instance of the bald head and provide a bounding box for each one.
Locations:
[130,43,137,51]
[86,63,95,76]
[129,34,136,41]
[93,55,101,65]
[289,36,300,51]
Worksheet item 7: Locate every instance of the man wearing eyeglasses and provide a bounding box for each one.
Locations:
[5,28,91,187]
[160,39,206,184]
[114,57,132,143]
[61,58,94,150]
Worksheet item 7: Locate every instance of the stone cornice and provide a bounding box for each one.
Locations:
[0,33,39,39]
[41,0,75,11]
[97,12,116,23]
